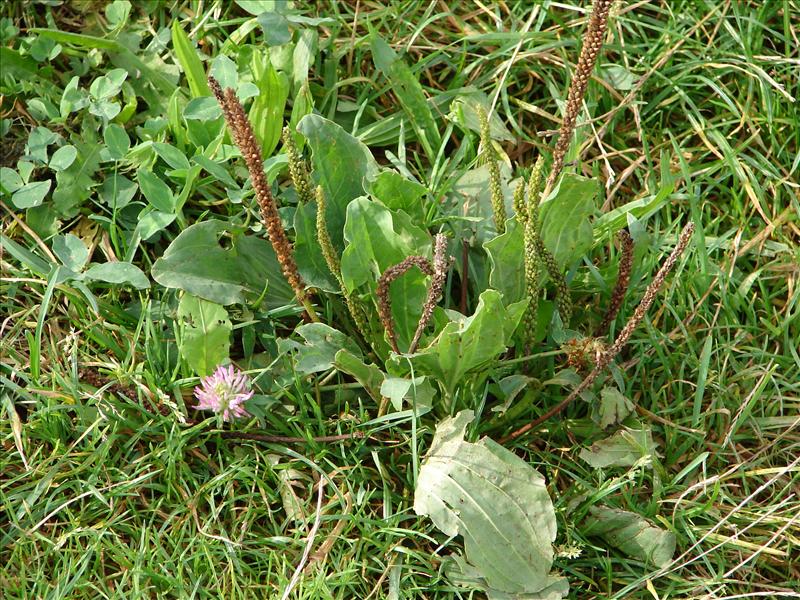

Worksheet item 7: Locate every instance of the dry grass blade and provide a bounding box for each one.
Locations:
[280,477,325,600]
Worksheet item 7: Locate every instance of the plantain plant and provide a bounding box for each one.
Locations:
[148,1,694,595]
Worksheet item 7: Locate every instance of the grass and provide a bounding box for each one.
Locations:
[2,0,799,598]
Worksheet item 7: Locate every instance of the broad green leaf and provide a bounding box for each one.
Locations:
[249,50,289,157]
[234,0,280,16]
[12,180,51,209]
[491,374,534,415]
[0,167,23,194]
[415,411,567,597]
[596,386,634,429]
[84,262,149,289]
[292,29,316,92]
[603,65,636,90]
[153,142,190,171]
[137,168,175,213]
[136,210,176,240]
[104,124,130,160]
[191,155,237,188]
[539,175,597,267]
[444,555,569,600]
[341,197,431,291]
[60,76,88,117]
[26,126,58,163]
[395,290,525,397]
[288,83,313,148]
[171,21,211,98]
[209,54,238,90]
[236,82,260,100]
[89,68,127,100]
[371,34,441,160]
[177,293,231,377]
[28,35,61,62]
[341,197,431,351]
[25,204,59,239]
[52,140,102,218]
[151,219,294,308]
[89,99,121,121]
[292,324,362,374]
[49,145,78,171]
[18,161,34,183]
[297,114,379,251]
[293,201,339,292]
[105,0,131,27]
[100,174,137,209]
[579,426,656,468]
[184,96,222,121]
[380,375,434,414]
[484,218,525,304]
[183,98,224,148]
[582,506,676,568]
[0,47,37,78]
[52,234,89,272]
[366,170,427,222]
[256,12,291,46]
[333,349,385,405]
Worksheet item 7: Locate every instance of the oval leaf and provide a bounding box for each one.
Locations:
[151,220,294,308]
[12,180,51,209]
[84,262,149,289]
[415,410,568,596]
[177,293,231,377]
[137,168,175,213]
[49,145,78,171]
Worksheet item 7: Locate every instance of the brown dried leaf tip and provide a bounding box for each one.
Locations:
[545,0,615,195]
[208,76,314,318]
[376,256,434,354]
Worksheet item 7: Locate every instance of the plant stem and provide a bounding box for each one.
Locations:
[501,222,695,442]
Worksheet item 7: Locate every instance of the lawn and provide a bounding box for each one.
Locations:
[1,1,798,598]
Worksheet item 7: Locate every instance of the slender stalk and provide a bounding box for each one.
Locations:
[544,0,615,197]
[502,222,695,442]
[283,126,314,205]
[376,256,434,353]
[409,234,452,353]
[315,186,371,341]
[522,156,545,349]
[597,229,635,336]
[477,105,506,233]
[208,76,318,322]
